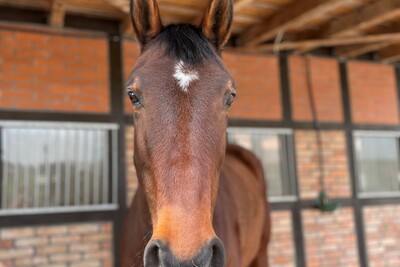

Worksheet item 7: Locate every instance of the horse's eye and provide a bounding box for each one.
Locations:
[127,91,141,106]
[226,92,236,108]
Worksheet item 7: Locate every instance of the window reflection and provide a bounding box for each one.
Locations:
[355,136,400,194]
[228,128,295,198]
[1,126,113,210]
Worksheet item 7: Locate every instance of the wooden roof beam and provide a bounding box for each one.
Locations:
[122,15,134,37]
[298,0,400,53]
[326,0,400,38]
[48,0,66,28]
[239,33,400,53]
[236,0,355,47]
[378,44,400,63]
[104,0,129,13]
[234,0,257,13]
[335,42,394,59]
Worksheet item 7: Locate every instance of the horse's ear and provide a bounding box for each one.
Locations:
[201,0,233,52]
[130,0,163,47]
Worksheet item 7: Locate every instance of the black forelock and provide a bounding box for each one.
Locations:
[150,24,217,65]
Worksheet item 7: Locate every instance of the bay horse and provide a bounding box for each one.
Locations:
[121,0,270,266]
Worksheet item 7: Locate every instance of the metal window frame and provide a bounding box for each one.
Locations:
[0,121,120,216]
[227,127,297,201]
[353,130,400,198]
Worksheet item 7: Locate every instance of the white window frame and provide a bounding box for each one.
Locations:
[227,127,297,203]
[354,130,400,199]
[0,120,119,216]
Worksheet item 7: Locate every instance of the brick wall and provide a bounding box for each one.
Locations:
[295,130,351,199]
[223,52,282,120]
[0,30,110,113]
[348,61,399,125]
[364,205,400,267]
[289,56,343,122]
[0,222,113,267]
[269,211,296,267]
[302,208,359,267]
[3,24,400,267]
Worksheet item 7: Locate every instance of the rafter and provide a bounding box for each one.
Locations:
[122,15,134,37]
[48,0,66,28]
[237,0,357,47]
[335,42,394,59]
[378,44,400,63]
[298,0,400,53]
[104,0,129,13]
[234,0,256,13]
[239,33,400,53]
[327,0,400,38]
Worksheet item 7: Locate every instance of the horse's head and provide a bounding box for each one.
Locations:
[127,0,234,265]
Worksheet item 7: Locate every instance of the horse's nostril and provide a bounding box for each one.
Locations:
[192,238,226,267]
[143,240,161,267]
[210,238,226,267]
[144,238,225,267]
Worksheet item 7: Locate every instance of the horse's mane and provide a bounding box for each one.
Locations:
[151,24,217,65]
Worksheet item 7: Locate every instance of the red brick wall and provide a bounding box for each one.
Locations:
[295,130,351,199]
[289,56,343,122]
[0,222,113,267]
[0,30,110,113]
[223,52,282,120]
[122,40,141,114]
[364,205,400,266]
[269,211,296,267]
[348,61,399,125]
[302,208,359,266]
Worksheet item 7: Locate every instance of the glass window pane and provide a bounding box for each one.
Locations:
[228,128,295,198]
[1,123,117,213]
[355,136,400,193]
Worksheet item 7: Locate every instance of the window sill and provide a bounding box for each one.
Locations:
[358,192,400,199]
[0,204,119,216]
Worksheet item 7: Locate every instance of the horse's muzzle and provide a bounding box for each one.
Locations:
[144,237,225,267]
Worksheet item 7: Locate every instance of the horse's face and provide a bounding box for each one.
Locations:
[127,0,233,266]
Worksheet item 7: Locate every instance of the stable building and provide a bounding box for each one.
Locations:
[0,0,400,266]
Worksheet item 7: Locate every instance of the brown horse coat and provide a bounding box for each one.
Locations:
[121,0,270,265]
[121,144,270,267]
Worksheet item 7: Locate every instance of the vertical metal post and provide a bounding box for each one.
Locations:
[112,130,118,204]
[0,127,4,209]
[84,130,91,205]
[13,129,20,209]
[93,130,100,204]
[109,34,127,267]
[74,130,82,206]
[340,61,368,267]
[280,53,292,126]
[55,128,62,207]
[44,129,51,207]
[34,129,40,208]
[103,131,109,204]
[64,129,72,206]
[23,128,30,208]
[279,52,306,267]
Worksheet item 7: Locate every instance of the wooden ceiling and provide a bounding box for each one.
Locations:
[1,0,400,63]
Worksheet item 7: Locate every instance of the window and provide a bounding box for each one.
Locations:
[354,131,400,196]
[0,121,119,215]
[228,128,296,200]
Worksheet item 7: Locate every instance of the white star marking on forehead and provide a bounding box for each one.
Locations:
[173,60,199,92]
